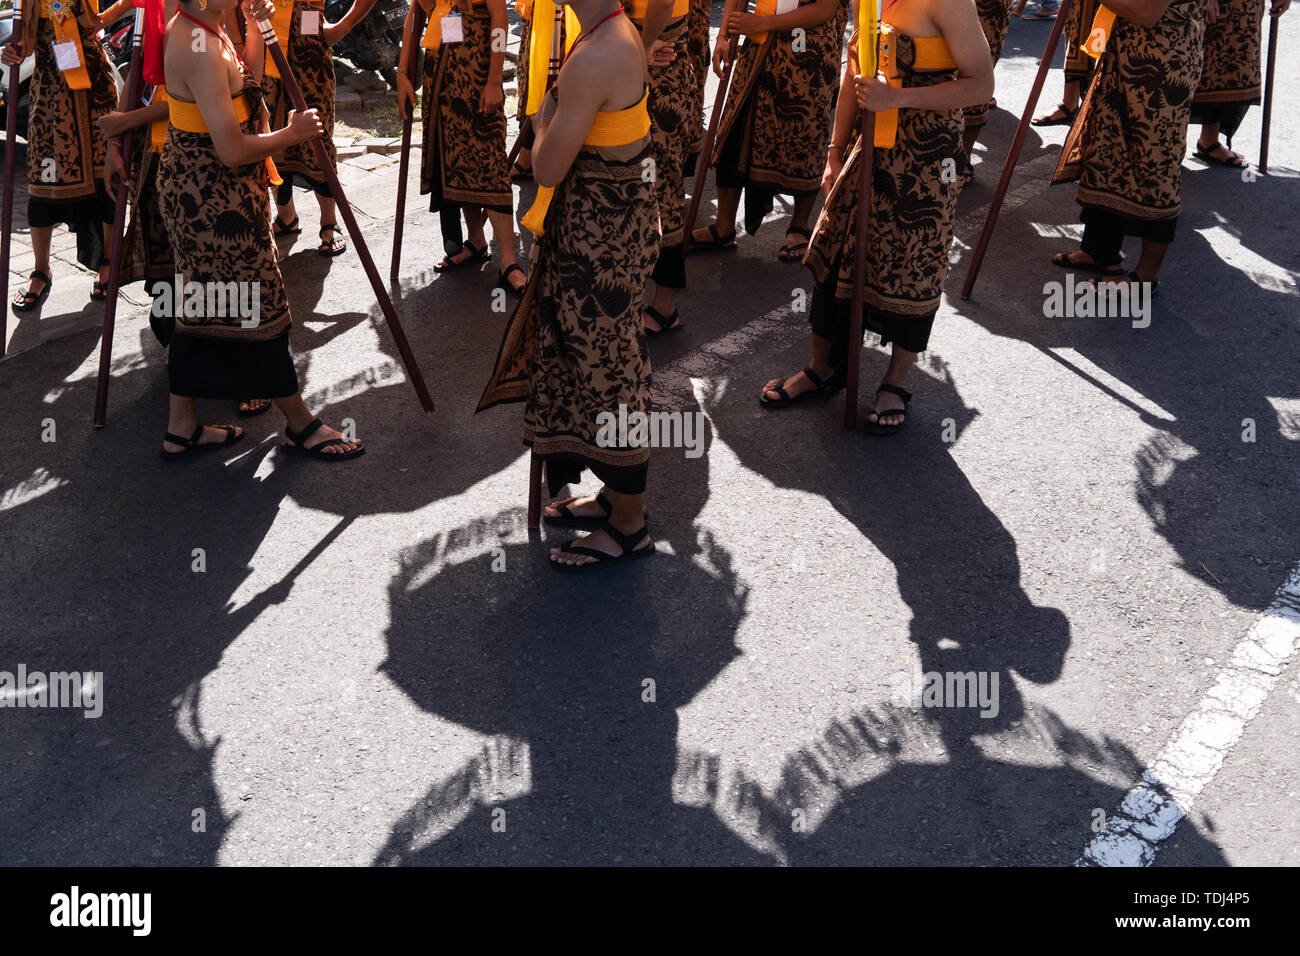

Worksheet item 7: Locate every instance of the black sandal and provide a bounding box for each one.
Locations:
[434,240,490,272]
[1031,103,1076,127]
[778,226,812,263]
[318,223,347,257]
[496,262,527,297]
[644,304,683,338]
[1052,251,1126,276]
[545,490,613,527]
[159,422,243,461]
[863,384,912,436]
[1194,142,1247,168]
[551,518,656,572]
[758,365,843,409]
[273,214,302,237]
[11,270,52,313]
[90,258,111,302]
[688,223,738,253]
[237,397,273,418]
[281,418,365,461]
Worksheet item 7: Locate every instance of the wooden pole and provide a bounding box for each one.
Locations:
[683,10,745,247]
[93,6,146,427]
[0,0,28,357]
[390,1,427,281]
[843,113,874,430]
[1259,10,1279,174]
[259,18,434,411]
[959,0,1074,300]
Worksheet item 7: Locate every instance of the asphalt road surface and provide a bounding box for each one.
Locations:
[1,12,1297,866]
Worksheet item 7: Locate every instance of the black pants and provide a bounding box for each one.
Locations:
[1079,204,1177,267]
[809,270,936,366]
[542,455,648,497]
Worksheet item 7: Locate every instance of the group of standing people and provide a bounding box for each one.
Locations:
[2,0,1288,570]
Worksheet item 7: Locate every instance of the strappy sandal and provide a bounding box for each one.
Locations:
[863,383,912,436]
[1051,251,1126,276]
[778,226,811,263]
[644,304,683,338]
[758,365,843,409]
[90,258,111,302]
[1032,103,1076,127]
[1194,142,1247,168]
[1090,271,1159,298]
[281,417,365,461]
[545,490,613,527]
[434,240,490,272]
[159,422,243,461]
[237,397,273,418]
[496,263,527,298]
[688,223,738,253]
[318,223,347,257]
[273,213,302,237]
[510,161,533,181]
[11,270,52,313]
[551,518,656,573]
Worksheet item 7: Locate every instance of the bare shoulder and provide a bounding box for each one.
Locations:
[563,24,645,112]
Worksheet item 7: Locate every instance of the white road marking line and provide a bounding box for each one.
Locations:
[1077,561,1300,866]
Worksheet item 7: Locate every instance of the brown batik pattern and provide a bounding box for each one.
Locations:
[263,1,338,186]
[420,4,513,210]
[1193,0,1264,104]
[121,140,175,285]
[516,14,532,122]
[711,0,849,194]
[964,0,1012,130]
[1063,0,1102,82]
[632,15,695,249]
[26,2,118,201]
[478,136,660,472]
[805,32,963,317]
[687,0,711,156]
[158,76,291,340]
[1055,0,1204,222]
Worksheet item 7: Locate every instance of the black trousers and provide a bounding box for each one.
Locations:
[1079,204,1178,266]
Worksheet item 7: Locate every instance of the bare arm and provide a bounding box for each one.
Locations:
[639,0,675,49]
[324,0,379,46]
[744,0,841,34]
[856,0,992,113]
[1097,0,1174,28]
[531,57,605,187]
[87,0,135,31]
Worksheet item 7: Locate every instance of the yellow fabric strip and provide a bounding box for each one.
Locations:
[870,25,953,149]
[626,0,690,19]
[1081,6,1116,60]
[526,0,580,116]
[265,0,295,79]
[750,0,778,45]
[150,87,169,152]
[48,14,92,91]
[418,0,487,50]
[167,91,254,131]
[521,92,650,235]
[857,0,878,78]
[518,0,534,19]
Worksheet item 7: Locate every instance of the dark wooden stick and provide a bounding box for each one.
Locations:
[1259,10,1279,174]
[390,1,427,281]
[259,19,434,411]
[683,18,744,246]
[0,0,28,358]
[93,6,146,428]
[844,113,874,431]
[959,0,1074,300]
[527,451,542,529]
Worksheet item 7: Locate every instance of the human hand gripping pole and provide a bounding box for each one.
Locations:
[257,17,435,411]
[1,0,29,357]
[93,5,146,427]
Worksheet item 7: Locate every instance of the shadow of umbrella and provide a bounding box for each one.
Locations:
[374,510,775,865]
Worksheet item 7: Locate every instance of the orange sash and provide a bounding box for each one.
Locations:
[43,4,92,91]
[166,91,282,185]
[872,24,955,149]
[418,0,484,51]
[264,0,298,79]
[626,0,690,18]
[1081,5,1116,60]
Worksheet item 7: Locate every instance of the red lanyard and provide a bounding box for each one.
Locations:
[176,9,243,66]
[561,5,624,68]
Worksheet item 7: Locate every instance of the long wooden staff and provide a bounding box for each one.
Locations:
[959,0,1074,300]
[503,0,564,172]
[682,0,748,246]
[1258,8,1279,174]
[390,0,427,281]
[93,4,147,427]
[0,0,28,358]
[843,0,879,430]
[258,17,434,411]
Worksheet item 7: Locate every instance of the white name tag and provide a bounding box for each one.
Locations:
[301,10,320,35]
[775,0,799,13]
[440,14,463,44]
[53,40,81,73]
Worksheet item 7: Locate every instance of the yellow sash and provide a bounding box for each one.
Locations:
[873,24,954,148]
[518,0,534,19]
[1081,5,1116,60]
[521,92,651,235]
[166,91,282,184]
[750,0,778,45]
[418,0,485,51]
[44,7,91,91]
[264,0,298,79]
[625,0,690,19]
[524,0,579,114]
[149,86,169,152]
